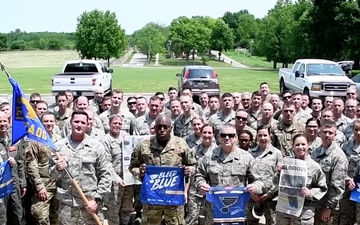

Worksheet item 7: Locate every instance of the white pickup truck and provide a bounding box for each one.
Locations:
[278,59,355,98]
[51,60,113,97]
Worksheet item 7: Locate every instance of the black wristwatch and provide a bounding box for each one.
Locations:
[94,198,102,204]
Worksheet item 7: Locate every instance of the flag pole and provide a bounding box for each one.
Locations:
[0,61,12,79]
[0,63,104,225]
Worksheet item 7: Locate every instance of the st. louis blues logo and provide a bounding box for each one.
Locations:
[220,196,239,213]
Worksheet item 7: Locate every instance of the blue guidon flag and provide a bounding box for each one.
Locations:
[206,186,250,225]
[0,161,14,198]
[351,175,360,203]
[141,166,185,206]
[9,77,57,150]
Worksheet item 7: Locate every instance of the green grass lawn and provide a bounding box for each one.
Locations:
[151,54,233,68]
[224,50,292,69]
[0,67,279,94]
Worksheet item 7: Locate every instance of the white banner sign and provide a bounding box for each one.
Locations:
[122,135,152,185]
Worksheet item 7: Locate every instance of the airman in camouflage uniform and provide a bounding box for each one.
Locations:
[311,121,348,225]
[203,96,220,122]
[208,93,236,141]
[246,91,262,125]
[250,102,277,130]
[246,125,283,225]
[186,125,218,225]
[26,112,62,225]
[194,124,255,225]
[136,96,162,135]
[99,90,138,134]
[89,87,104,115]
[50,110,112,225]
[84,109,105,140]
[181,88,203,116]
[339,119,360,225]
[53,92,72,131]
[101,115,132,225]
[271,102,305,156]
[320,109,347,147]
[129,114,196,225]
[274,134,327,225]
[173,95,199,138]
[235,109,257,146]
[332,98,352,134]
[0,112,26,225]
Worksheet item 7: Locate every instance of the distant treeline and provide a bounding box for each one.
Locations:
[0,29,76,51]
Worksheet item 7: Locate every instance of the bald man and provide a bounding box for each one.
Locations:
[89,86,105,115]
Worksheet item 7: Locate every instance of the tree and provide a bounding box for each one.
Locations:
[75,9,127,65]
[0,34,7,50]
[133,23,166,62]
[9,40,27,50]
[210,19,234,60]
[48,38,62,50]
[168,17,211,60]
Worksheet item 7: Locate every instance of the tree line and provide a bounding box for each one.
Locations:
[130,0,360,69]
[0,29,75,50]
[1,0,359,69]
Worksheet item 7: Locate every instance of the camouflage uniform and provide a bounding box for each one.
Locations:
[173,112,198,138]
[185,143,218,225]
[246,144,283,225]
[335,130,346,147]
[335,114,352,134]
[135,113,156,136]
[308,137,323,154]
[0,156,7,225]
[50,134,112,225]
[247,108,261,126]
[99,110,138,134]
[270,120,305,156]
[339,137,360,225]
[208,111,236,141]
[250,118,278,130]
[0,133,26,225]
[311,142,349,225]
[184,133,202,149]
[25,135,61,225]
[194,146,255,225]
[61,116,104,138]
[192,103,203,116]
[86,127,105,140]
[101,133,133,225]
[236,125,257,146]
[53,108,72,132]
[89,99,101,115]
[129,135,196,225]
[275,156,328,225]
[203,110,217,123]
[344,121,355,140]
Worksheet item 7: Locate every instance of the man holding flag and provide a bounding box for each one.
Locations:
[0,111,26,225]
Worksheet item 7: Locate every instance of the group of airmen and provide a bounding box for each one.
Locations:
[0,82,359,225]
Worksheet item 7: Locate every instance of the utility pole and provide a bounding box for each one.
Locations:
[148,40,152,63]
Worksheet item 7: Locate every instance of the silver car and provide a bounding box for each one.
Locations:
[176,65,220,98]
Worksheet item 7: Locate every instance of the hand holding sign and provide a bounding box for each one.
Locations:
[348,178,356,190]
[8,157,16,167]
[200,182,210,195]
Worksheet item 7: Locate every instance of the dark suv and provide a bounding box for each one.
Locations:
[176,65,220,98]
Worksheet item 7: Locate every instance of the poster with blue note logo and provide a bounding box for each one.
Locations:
[141,166,185,206]
[350,176,360,203]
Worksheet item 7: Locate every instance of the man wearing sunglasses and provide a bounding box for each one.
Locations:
[129,114,196,225]
[194,124,257,224]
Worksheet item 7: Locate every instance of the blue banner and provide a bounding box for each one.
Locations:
[350,176,360,203]
[141,166,185,206]
[206,186,250,225]
[0,161,14,199]
[9,78,57,150]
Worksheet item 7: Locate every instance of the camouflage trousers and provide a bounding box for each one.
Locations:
[58,203,104,225]
[31,188,59,225]
[7,188,24,225]
[245,200,276,225]
[103,185,133,225]
[185,181,205,225]
[276,205,315,225]
[339,188,356,225]
[0,197,7,225]
[314,207,340,225]
[142,205,185,225]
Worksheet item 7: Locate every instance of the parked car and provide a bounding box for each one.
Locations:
[351,74,360,99]
[52,60,113,97]
[176,65,220,98]
[278,59,354,99]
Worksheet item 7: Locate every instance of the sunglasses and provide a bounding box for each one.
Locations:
[30,100,38,104]
[283,96,291,99]
[128,102,136,105]
[157,97,164,101]
[219,133,236,138]
[236,116,247,121]
[239,139,251,142]
[347,93,356,95]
